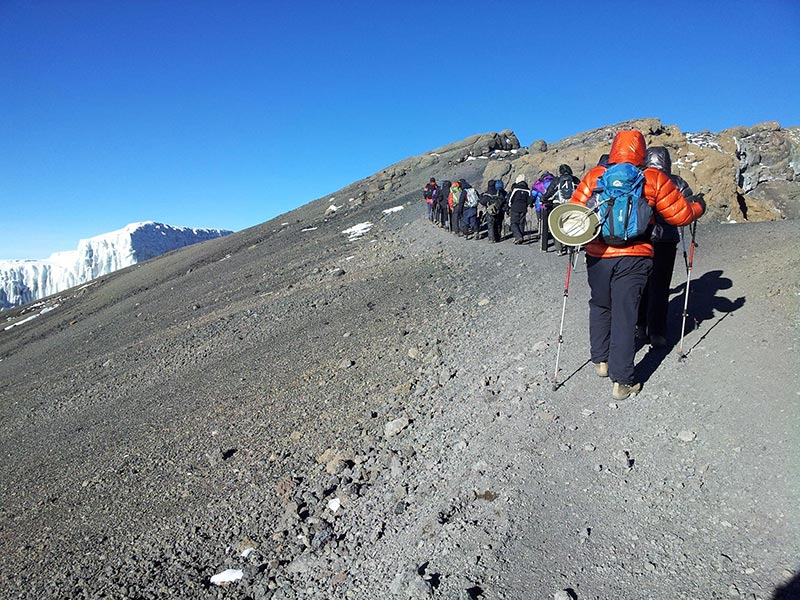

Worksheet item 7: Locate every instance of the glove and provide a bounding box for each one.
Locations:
[692,192,706,216]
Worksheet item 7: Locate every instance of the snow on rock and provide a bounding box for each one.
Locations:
[685,131,722,151]
[0,222,231,310]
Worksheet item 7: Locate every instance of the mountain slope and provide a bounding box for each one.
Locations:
[0,125,798,599]
[0,222,232,309]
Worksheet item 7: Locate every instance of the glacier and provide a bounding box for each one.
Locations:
[0,222,232,310]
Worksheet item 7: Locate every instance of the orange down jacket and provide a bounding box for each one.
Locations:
[570,130,704,259]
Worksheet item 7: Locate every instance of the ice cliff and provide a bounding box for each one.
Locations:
[0,222,231,309]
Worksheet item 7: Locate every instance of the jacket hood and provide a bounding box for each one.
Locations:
[645,146,672,174]
[459,178,470,188]
[608,130,646,166]
[558,164,573,176]
[486,179,497,193]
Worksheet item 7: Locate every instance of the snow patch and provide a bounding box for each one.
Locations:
[210,569,243,585]
[301,227,318,232]
[342,222,373,241]
[382,206,404,215]
[3,303,60,331]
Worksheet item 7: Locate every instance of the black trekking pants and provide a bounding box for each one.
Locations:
[540,206,564,253]
[587,254,653,385]
[637,242,678,338]
[510,210,526,241]
[452,207,464,234]
[487,212,503,241]
[438,204,449,228]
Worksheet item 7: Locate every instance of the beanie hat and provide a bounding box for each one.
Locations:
[495,180,504,190]
[430,177,436,183]
[515,174,526,184]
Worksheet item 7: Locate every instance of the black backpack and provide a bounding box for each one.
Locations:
[556,176,576,204]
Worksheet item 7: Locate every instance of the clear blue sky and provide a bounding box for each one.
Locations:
[1,0,798,259]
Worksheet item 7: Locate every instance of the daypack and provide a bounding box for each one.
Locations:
[556,176,576,204]
[532,174,554,211]
[464,187,479,208]
[423,183,438,204]
[448,186,460,210]
[482,192,499,215]
[593,163,651,246]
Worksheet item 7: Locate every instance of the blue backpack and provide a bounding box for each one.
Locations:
[593,163,651,246]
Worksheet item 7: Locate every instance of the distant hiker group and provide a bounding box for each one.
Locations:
[422,129,706,401]
[423,166,581,254]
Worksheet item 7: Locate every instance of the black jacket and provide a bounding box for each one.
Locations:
[541,164,580,209]
[645,147,690,244]
[507,182,531,213]
[438,181,452,209]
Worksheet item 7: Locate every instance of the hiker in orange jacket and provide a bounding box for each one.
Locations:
[569,130,705,400]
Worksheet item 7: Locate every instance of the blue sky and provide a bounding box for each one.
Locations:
[1,0,798,259]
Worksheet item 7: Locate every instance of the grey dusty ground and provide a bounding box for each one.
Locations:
[1,187,798,599]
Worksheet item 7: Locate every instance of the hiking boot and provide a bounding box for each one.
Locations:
[612,381,642,400]
[649,334,667,347]
[593,361,608,377]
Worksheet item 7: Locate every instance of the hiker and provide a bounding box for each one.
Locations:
[488,179,507,243]
[507,173,531,244]
[423,177,439,222]
[531,171,554,238]
[569,130,705,400]
[449,180,462,235]
[479,179,504,243]
[541,164,580,255]
[437,180,451,229]
[636,146,696,347]
[460,179,480,239]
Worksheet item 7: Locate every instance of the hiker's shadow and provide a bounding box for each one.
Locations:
[636,269,745,384]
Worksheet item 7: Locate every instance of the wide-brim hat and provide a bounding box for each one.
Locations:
[548,203,601,247]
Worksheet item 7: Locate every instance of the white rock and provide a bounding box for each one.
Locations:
[328,497,341,513]
[677,430,697,442]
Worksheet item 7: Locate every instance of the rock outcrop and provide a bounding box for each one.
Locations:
[314,119,799,227]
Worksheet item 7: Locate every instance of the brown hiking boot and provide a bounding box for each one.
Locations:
[593,361,608,377]
[612,381,642,400]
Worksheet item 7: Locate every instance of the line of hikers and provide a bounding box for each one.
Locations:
[422,129,707,401]
[423,166,582,254]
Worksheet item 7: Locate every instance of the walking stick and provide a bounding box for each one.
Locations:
[552,247,578,390]
[678,222,698,361]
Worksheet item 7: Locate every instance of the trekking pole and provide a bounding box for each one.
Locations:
[679,227,689,271]
[678,221,698,361]
[552,247,578,390]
